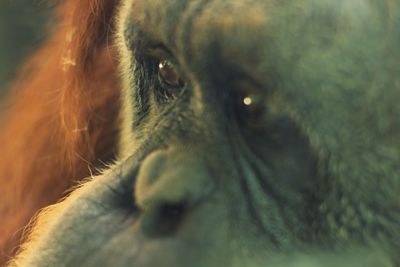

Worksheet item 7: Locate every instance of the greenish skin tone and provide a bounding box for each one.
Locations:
[9,1,400,266]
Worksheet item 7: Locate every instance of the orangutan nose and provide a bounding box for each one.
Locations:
[135,148,215,237]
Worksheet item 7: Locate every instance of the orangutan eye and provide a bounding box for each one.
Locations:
[158,60,180,86]
[236,92,266,127]
[157,59,185,99]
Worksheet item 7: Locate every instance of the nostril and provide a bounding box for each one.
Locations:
[140,202,187,238]
[159,202,186,221]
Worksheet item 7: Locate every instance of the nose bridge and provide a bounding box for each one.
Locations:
[135,147,216,212]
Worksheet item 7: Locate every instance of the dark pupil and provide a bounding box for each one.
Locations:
[158,60,181,87]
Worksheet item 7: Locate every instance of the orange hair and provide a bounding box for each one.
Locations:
[0,0,120,264]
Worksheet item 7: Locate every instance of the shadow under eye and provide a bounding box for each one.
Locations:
[271,116,293,130]
[245,117,311,166]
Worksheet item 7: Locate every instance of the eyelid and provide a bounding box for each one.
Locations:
[144,46,176,63]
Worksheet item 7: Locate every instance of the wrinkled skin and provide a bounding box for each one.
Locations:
[9,0,400,266]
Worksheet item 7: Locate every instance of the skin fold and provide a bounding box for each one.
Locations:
[6,0,400,266]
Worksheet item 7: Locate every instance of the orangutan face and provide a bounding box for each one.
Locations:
[8,1,400,266]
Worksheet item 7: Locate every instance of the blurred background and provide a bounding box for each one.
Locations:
[0,0,51,98]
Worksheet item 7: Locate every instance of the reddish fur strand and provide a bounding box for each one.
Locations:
[0,0,121,264]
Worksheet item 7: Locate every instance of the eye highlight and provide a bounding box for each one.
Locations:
[235,92,266,127]
[243,96,253,106]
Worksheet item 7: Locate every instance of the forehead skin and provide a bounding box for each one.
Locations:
[129,0,397,73]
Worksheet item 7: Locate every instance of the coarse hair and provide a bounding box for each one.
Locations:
[0,0,121,263]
